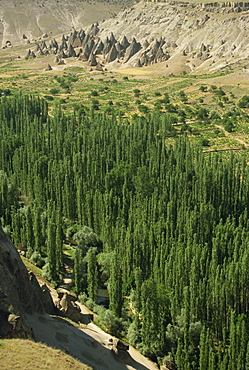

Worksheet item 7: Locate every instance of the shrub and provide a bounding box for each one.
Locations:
[196,107,209,121]
[201,138,210,146]
[238,95,249,108]
[178,90,188,103]
[138,105,149,113]
[44,95,54,101]
[165,104,178,113]
[133,89,140,97]
[127,321,141,347]
[98,309,125,336]
[225,121,234,132]
[209,110,220,120]
[30,251,44,268]
[199,85,207,92]
[92,99,100,110]
[50,88,59,95]
[91,90,99,97]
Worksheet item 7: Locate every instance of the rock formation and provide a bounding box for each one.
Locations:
[0,226,53,338]
[14,0,248,74]
[160,359,177,370]
[44,64,52,71]
[55,291,81,323]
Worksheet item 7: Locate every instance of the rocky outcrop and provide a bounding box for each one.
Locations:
[44,64,53,71]
[55,292,81,323]
[15,0,248,73]
[97,0,249,73]
[0,310,33,339]
[124,37,141,62]
[105,44,118,63]
[0,226,55,338]
[160,359,177,370]
[145,0,249,12]
[0,0,126,48]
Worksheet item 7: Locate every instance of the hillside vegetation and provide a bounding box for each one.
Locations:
[0,87,249,368]
[0,339,91,369]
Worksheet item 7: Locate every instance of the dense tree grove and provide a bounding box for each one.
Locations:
[1,93,249,368]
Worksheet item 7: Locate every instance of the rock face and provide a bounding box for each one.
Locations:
[0,0,127,48]
[0,226,54,338]
[24,0,248,74]
[55,292,82,323]
[97,1,249,73]
[161,359,177,370]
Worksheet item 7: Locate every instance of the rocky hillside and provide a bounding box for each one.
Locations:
[96,1,249,73]
[0,226,55,339]
[15,0,249,75]
[0,0,132,48]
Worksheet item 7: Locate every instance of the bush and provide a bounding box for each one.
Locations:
[133,89,140,97]
[91,90,99,97]
[199,85,207,92]
[209,110,220,120]
[225,121,234,132]
[127,321,141,347]
[30,251,44,268]
[44,95,54,101]
[165,104,178,113]
[200,138,210,147]
[98,309,125,336]
[178,90,188,103]
[238,95,249,108]
[92,99,100,110]
[50,88,60,95]
[42,262,52,281]
[196,107,209,121]
[138,105,149,113]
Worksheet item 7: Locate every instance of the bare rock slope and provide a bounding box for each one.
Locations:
[97,1,249,73]
[0,0,126,48]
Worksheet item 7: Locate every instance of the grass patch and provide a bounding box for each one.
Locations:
[21,256,45,281]
[0,339,91,370]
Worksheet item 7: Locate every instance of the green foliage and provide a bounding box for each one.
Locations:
[178,90,188,103]
[225,121,235,132]
[200,138,209,146]
[90,90,99,97]
[1,93,249,368]
[238,95,249,108]
[133,89,141,97]
[127,321,141,347]
[199,85,207,92]
[196,107,209,122]
[98,309,125,336]
[138,104,149,113]
[50,88,60,95]
[86,247,98,303]
[30,251,44,268]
